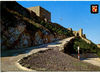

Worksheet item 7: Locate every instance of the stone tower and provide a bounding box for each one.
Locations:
[28,6,51,22]
[79,28,83,37]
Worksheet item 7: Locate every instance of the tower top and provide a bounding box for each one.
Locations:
[28,6,51,22]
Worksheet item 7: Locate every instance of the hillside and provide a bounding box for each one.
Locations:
[1,1,100,71]
[1,1,73,50]
[1,1,100,57]
[72,37,100,57]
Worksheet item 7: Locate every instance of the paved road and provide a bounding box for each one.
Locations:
[82,58,100,67]
[1,37,74,72]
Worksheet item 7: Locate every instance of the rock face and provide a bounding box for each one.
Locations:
[1,1,72,50]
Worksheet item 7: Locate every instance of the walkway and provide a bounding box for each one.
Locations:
[1,37,74,71]
[82,58,100,67]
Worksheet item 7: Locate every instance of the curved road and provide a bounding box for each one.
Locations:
[1,37,74,71]
[82,58,100,67]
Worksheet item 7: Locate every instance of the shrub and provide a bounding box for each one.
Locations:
[73,37,100,57]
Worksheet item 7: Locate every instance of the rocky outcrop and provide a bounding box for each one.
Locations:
[1,1,70,50]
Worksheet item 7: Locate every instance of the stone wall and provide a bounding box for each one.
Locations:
[72,28,86,38]
[79,29,83,37]
[40,6,51,22]
[81,37,91,44]
[97,44,100,48]
[1,2,71,50]
[28,6,40,16]
[28,6,51,22]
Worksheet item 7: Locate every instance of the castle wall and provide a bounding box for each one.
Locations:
[40,7,51,22]
[79,29,83,37]
[28,6,40,16]
[28,6,51,22]
[73,28,86,38]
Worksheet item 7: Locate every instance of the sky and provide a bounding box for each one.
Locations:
[17,1,100,44]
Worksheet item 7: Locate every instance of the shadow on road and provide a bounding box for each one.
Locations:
[1,40,62,57]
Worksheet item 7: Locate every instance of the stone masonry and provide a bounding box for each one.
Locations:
[28,6,51,22]
[72,28,86,38]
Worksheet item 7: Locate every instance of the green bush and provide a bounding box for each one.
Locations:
[73,37,100,57]
[40,21,73,37]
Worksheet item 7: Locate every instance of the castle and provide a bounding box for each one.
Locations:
[73,28,86,38]
[28,6,51,22]
[67,28,86,38]
[28,6,86,38]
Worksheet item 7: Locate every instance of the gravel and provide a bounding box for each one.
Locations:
[19,49,100,71]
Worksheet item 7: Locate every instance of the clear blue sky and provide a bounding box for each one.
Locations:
[17,1,100,44]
